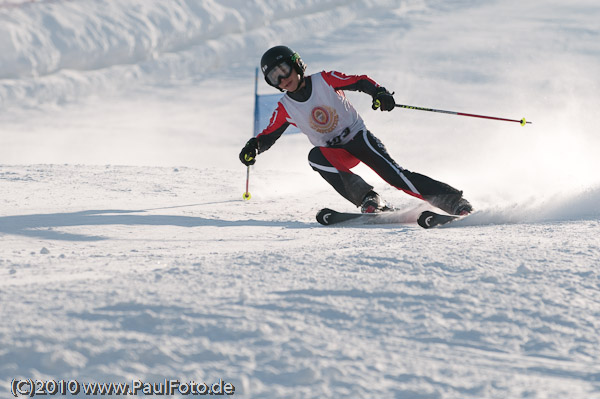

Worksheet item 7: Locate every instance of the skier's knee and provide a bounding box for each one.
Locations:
[308,147,331,171]
[308,147,324,164]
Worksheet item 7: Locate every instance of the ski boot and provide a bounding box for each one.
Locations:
[360,191,394,213]
[426,192,473,216]
[453,197,473,216]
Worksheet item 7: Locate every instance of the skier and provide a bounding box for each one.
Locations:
[239,45,472,215]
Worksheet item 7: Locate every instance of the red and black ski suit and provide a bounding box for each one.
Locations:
[255,70,466,214]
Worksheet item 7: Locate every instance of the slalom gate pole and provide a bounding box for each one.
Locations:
[243,165,252,200]
[394,103,531,126]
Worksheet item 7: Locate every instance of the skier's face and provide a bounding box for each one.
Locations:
[278,69,301,92]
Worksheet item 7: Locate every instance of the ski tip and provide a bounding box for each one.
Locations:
[316,208,336,225]
[417,210,459,229]
[417,211,435,229]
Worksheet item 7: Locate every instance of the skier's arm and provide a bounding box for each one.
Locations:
[322,70,380,96]
[256,102,291,153]
[322,70,396,111]
[239,102,291,166]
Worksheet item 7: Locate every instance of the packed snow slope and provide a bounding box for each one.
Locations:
[1,1,600,398]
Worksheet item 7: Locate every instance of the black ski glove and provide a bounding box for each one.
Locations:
[239,137,258,166]
[372,87,395,111]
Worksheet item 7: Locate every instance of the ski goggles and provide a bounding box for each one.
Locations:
[266,62,293,86]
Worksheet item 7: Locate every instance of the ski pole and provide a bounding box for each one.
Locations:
[373,100,531,126]
[243,165,252,200]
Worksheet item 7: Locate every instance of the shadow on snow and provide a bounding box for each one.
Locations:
[0,208,312,241]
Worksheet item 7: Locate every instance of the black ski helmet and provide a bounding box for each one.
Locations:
[260,45,307,90]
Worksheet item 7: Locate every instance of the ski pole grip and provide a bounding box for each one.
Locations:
[372,99,381,110]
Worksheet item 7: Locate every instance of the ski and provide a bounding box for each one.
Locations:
[315,207,416,226]
[316,208,368,225]
[417,210,459,229]
[316,208,466,228]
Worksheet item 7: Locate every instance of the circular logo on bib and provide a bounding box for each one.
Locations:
[310,105,339,134]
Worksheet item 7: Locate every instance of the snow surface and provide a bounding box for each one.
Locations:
[1,0,600,398]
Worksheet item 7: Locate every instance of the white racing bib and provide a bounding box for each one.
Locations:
[281,72,366,147]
